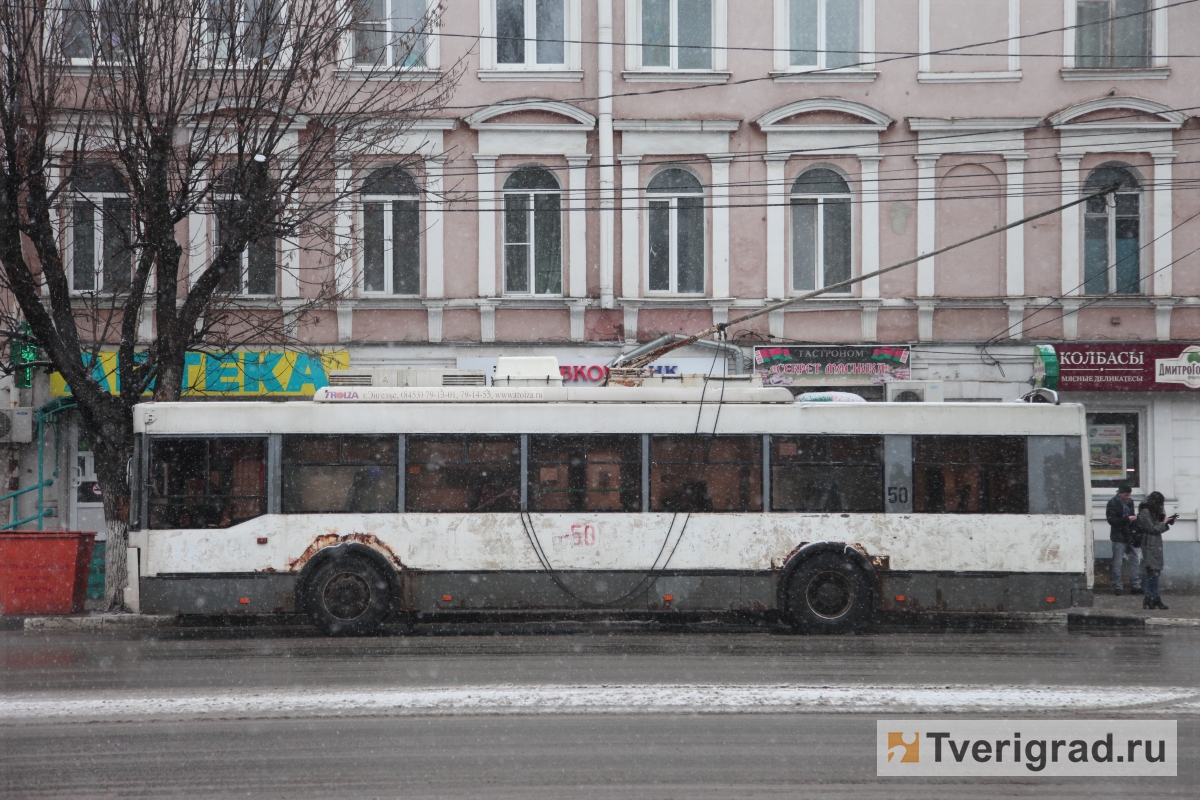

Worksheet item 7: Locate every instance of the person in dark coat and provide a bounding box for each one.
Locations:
[1106,484,1141,595]
[1136,491,1177,610]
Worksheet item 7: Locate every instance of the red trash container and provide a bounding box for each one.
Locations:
[0,531,97,615]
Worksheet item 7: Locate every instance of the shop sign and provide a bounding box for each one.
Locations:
[457,357,726,385]
[1051,343,1200,392]
[753,345,910,387]
[50,350,350,397]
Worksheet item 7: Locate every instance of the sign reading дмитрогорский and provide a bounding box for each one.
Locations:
[1054,343,1200,392]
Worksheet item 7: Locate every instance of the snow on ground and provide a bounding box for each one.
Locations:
[3,684,1198,722]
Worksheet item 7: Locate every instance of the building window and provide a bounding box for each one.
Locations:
[1083,165,1141,295]
[213,163,278,296]
[503,167,562,295]
[62,0,131,62]
[642,0,713,69]
[206,0,286,62]
[67,165,132,293]
[647,168,704,294]
[497,0,565,65]
[788,0,860,69]
[791,168,851,293]
[1076,0,1151,69]
[352,0,431,67]
[361,167,421,295]
[1087,412,1141,489]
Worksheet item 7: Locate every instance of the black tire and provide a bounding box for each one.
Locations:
[785,553,873,634]
[301,552,393,636]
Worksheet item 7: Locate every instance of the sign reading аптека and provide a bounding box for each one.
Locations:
[877,720,1176,777]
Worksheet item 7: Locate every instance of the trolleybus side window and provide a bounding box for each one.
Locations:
[282,435,399,513]
[529,435,641,512]
[771,435,884,512]
[406,435,521,512]
[650,436,762,512]
[147,437,267,529]
[912,435,1028,514]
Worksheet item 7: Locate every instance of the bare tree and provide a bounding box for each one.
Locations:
[0,0,459,608]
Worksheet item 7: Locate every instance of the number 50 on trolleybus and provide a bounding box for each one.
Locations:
[126,360,1093,635]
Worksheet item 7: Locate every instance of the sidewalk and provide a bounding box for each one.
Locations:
[1075,590,1200,627]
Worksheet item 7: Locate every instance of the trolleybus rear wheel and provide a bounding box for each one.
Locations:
[304,553,392,636]
[785,553,872,634]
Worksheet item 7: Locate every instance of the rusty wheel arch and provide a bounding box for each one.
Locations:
[776,542,882,614]
[294,540,405,617]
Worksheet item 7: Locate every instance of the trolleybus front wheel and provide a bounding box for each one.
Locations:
[785,553,873,634]
[303,553,393,636]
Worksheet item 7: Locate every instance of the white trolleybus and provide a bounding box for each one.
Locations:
[127,358,1093,635]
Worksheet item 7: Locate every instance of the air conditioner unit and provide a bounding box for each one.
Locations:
[327,369,487,388]
[886,380,944,403]
[493,357,564,387]
[0,408,34,443]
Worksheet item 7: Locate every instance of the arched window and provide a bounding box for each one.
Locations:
[1084,165,1141,295]
[791,168,851,293]
[67,165,131,293]
[213,162,278,296]
[361,167,421,295]
[647,168,704,294]
[503,166,562,295]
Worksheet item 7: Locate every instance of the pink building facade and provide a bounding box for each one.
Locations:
[26,1,1200,585]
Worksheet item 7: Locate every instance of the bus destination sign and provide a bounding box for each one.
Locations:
[753,345,911,387]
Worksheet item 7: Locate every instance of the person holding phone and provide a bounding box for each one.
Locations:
[1136,491,1175,611]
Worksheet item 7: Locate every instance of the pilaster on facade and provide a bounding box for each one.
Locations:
[1004,299,1027,340]
[914,155,939,297]
[1058,153,1083,297]
[474,155,500,298]
[763,154,789,301]
[568,299,588,342]
[858,155,883,299]
[709,154,734,300]
[622,304,639,342]
[566,155,591,299]
[424,301,445,344]
[332,159,354,297]
[137,306,154,343]
[769,309,785,341]
[188,174,208,287]
[1060,299,1082,340]
[860,300,882,342]
[1153,298,1177,341]
[1153,152,1177,297]
[336,301,354,344]
[479,301,497,343]
[1003,153,1028,297]
[915,300,937,342]
[425,155,447,299]
[619,156,643,299]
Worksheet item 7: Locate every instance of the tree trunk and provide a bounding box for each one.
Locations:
[89,411,133,611]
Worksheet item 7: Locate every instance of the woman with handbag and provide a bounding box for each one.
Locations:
[1136,491,1177,611]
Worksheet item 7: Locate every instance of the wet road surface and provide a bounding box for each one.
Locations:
[2,622,1198,798]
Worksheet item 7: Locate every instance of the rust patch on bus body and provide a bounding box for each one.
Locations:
[287,531,407,572]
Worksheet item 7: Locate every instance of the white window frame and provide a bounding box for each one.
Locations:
[59,0,132,66]
[788,168,854,295]
[772,0,875,74]
[479,0,581,76]
[916,0,1021,82]
[1062,0,1169,74]
[624,0,728,74]
[360,181,423,296]
[212,204,279,297]
[502,170,564,297]
[66,190,131,294]
[1082,165,1145,296]
[203,0,292,67]
[344,0,440,72]
[644,169,706,297]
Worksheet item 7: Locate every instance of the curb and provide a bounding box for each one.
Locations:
[21,615,174,630]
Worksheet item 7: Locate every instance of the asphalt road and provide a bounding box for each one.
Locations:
[3,623,1198,798]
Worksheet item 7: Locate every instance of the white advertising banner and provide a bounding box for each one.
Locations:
[877,720,1176,777]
